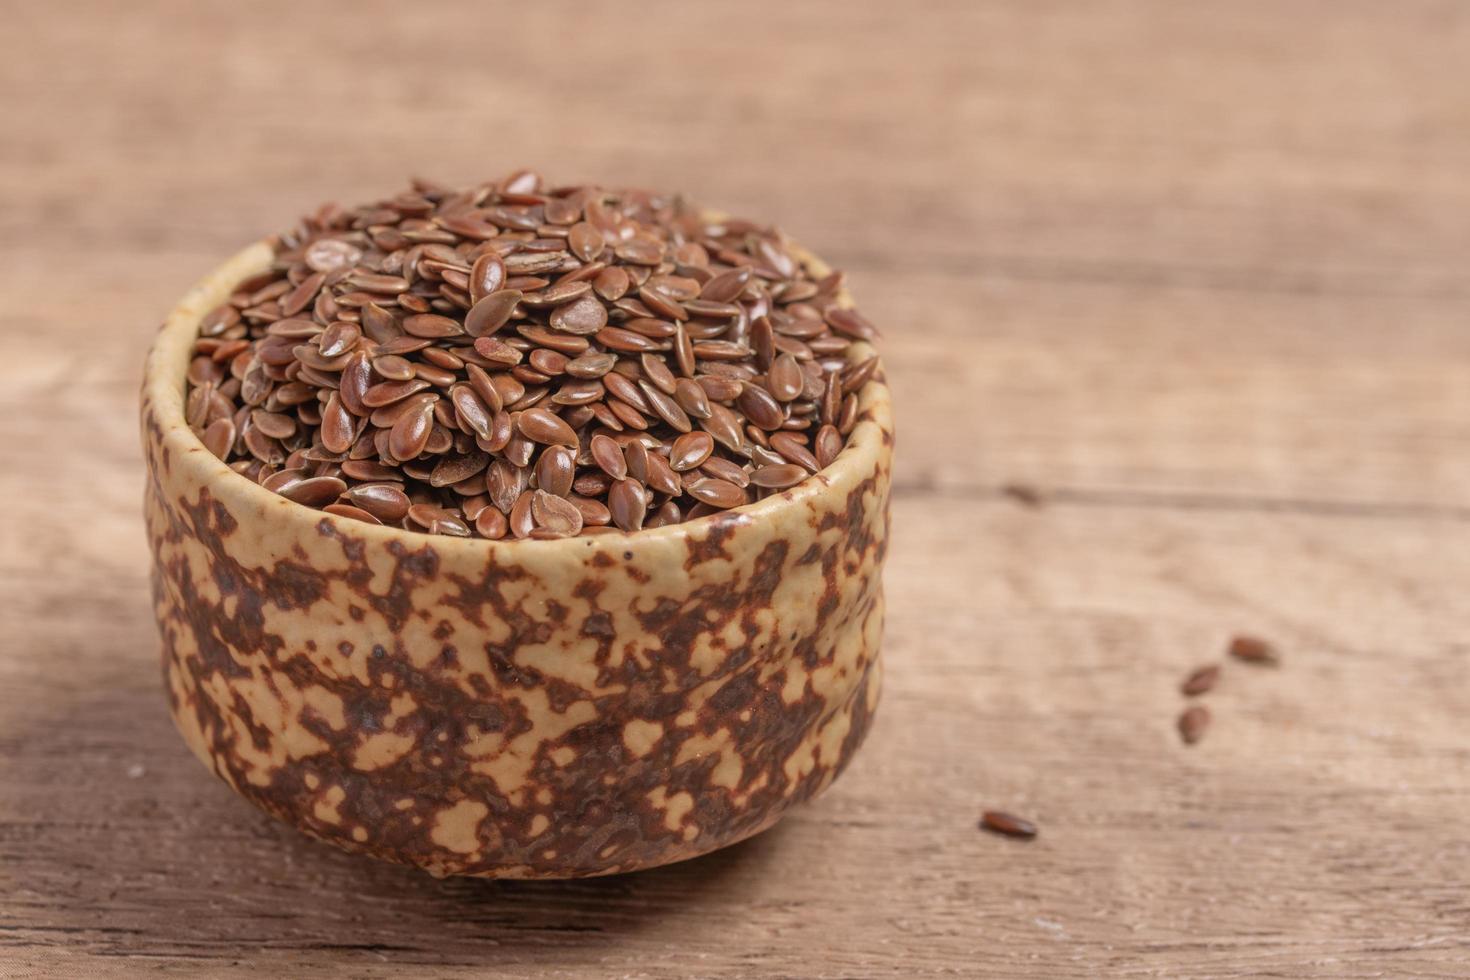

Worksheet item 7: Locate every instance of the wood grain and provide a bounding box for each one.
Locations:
[4,1,1470,976]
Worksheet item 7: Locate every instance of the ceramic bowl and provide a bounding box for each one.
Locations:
[141,239,893,878]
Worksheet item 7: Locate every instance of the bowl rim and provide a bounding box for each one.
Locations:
[143,237,893,556]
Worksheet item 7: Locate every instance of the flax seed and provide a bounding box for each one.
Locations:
[980,811,1038,840]
[1228,635,1280,666]
[590,434,629,481]
[535,445,576,497]
[1180,665,1221,697]
[752,463,808,490]
[608,478,647,532]
[279,476,347,507]
[1178,706,1211,745]
[687,478,747,510]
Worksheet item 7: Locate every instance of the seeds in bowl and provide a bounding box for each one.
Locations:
[186,172,883,539]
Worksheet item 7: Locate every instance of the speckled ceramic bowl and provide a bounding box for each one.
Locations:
[141,239,893,879]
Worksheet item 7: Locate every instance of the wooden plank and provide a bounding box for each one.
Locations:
[2,0,1470,290]
[4,496,1470,977]
[878,272,1470,511]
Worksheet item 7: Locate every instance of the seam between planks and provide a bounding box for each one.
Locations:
[893,479,1470,523]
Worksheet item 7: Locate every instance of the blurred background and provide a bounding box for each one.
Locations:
[4,2,1470,977]
[9,1,1470,510]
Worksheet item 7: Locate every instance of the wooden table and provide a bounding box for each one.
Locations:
[4,2,1469,976]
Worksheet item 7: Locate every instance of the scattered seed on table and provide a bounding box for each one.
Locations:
[979,811,1038,840]
[1180,664,1221,697]
[1177,705,1211,745]
[1228,634,1280,666]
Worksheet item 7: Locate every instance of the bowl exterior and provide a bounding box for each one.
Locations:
[142,244,893,878]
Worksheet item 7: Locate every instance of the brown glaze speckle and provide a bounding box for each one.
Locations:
[142,241,893,878]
